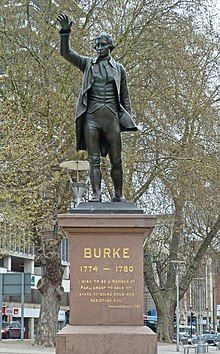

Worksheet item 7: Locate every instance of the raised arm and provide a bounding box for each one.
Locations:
[57,13,90,72]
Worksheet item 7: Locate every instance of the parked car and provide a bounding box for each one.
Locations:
[179,332,190,341]
[1,321,10,339]
[200,333,219,345]
[143,315,157,333]
[187,335,197,344]
[3,321,25,339]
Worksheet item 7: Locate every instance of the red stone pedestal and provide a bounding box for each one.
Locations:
[56,325,157,354]
[56,207,157,354]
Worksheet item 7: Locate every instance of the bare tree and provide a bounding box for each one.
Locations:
[0,0,219,345]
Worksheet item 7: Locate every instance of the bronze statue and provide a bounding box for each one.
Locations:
[57,14,137,202]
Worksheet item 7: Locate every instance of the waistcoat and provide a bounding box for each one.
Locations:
[87,59,119,114]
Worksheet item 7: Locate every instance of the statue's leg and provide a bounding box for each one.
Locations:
[110,162,124,202]
[84,114,102,202]
[89,164,102,201]
[104,112,126,202]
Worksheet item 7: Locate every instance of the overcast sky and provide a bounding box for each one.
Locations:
[214,0,220,11]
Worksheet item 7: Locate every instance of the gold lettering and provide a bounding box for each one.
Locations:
[94,248,101,258]
[103,248,111,258]
[112,248,120,258]
[83,248,131,259]
[84,248,92,258]
[123,248,130,258]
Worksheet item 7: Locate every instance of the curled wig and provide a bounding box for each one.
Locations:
[94,32,115,52]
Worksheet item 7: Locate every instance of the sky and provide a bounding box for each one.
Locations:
[214,0,220,12]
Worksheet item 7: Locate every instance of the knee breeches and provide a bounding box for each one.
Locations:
[84,107,122,166]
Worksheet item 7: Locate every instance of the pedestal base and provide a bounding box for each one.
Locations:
[56,325,157,354]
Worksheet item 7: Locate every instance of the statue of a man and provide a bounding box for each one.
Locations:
[57,14,137,202]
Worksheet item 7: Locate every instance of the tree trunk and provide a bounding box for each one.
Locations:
[144,253,175,342]
[35,279,63,346]
[35,231,64,347]
[156,300,176,342]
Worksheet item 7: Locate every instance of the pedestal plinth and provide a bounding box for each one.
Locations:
[56,203,157,354]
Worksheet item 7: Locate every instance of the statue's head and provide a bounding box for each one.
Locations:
[94,32,115,58]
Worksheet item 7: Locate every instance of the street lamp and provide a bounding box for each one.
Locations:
[60,160,89,207]
[206,307,209,332]
[189,306,194,338]
[194,278,205,354]
[171,260,185,352]
[212,285,217,333]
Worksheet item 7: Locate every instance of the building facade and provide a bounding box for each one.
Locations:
[0,220,70,339]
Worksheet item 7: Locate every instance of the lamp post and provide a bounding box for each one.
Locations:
[206,307,209,332]
[194,278,205,353]
[189,306,194,338]
[212,285,217,333]
[171,260,185,352]
[59,160,89,207]
[198,283,203,352]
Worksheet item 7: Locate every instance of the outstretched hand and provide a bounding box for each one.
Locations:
[57,13,73,31]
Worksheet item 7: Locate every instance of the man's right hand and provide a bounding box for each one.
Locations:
[57,13,73,31]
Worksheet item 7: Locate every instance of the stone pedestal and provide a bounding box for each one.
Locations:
[56,326,157,354]
[56,203,157,354]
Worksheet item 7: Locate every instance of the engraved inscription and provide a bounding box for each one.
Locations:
[74,244,141,311]
[84,248,130,259]
[76,278,139,308]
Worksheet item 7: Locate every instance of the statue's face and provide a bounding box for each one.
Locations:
[95,38,110,58]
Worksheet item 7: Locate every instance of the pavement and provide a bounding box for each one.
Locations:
[0,340,55,354]
[0,340,219,354]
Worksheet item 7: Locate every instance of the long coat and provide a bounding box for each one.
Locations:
[60,31,137,156]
